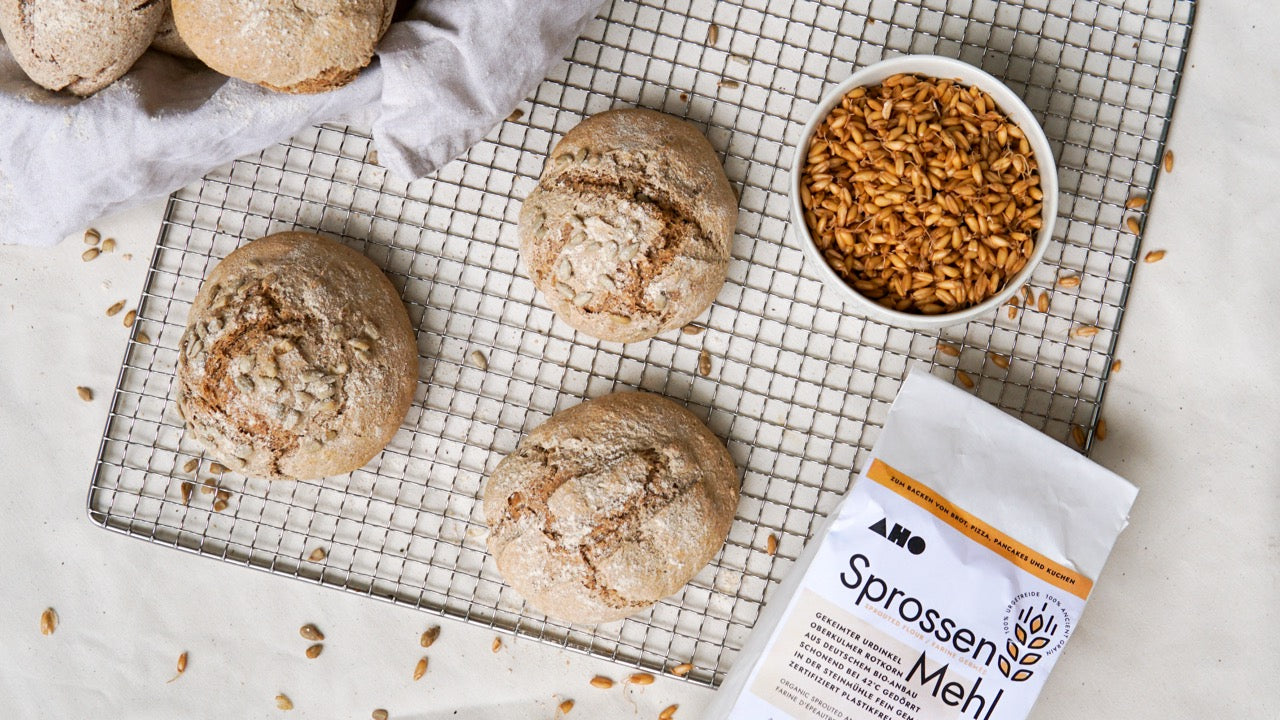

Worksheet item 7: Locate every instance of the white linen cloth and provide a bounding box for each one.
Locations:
[0,0,606,247]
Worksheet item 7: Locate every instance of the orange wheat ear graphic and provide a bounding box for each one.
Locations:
[1000,603,1060,682]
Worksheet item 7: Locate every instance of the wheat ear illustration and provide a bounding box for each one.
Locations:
[998,603,1059,682]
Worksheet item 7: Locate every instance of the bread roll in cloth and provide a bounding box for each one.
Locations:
[171,0,395,93]
[518,108,737,342]
[0,0,165,95]
[484,392,738,624]
[175,232,417,481]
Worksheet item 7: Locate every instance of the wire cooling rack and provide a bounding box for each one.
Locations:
[89,0,1195,687]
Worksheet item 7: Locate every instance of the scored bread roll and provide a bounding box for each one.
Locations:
[518,108,738,342]
[484,392,739,624]
[171,0,395,93]
[175,232,418,481]
[0,0,165,95]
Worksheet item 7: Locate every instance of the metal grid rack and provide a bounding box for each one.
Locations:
[89,0,1195,687]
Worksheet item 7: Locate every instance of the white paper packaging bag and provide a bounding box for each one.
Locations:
[707,369,1138,720]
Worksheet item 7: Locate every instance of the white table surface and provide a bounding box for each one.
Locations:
[2,3,1277,718]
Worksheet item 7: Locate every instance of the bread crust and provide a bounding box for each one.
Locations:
[150,2,198,60]
[518,109,738,342]
[484,392,739,624]
[171,0,395,94]
[0,0,165,95]
[175,232,418,481]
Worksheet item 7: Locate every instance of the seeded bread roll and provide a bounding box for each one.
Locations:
[484,392,738,625]
[0,0,165,96]
[175,232,417,481]
[518,108,737,343]
[171,0,395,93]
[150,2,198,60]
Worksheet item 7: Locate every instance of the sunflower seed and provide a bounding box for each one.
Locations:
[1070,425,1086,448]
[671,663,693,677]
[259,377,282,394]
[988,352,1010,369]
[201,478,217,494]
[598,275,616,292]
[106,300,126,316]
[936,342,961,357]
[318,400,339,413]
[1144,250,1166,263]
[39,608,57,635]
[1073,325,1100,338]
[311,383,334,399]
[275,694,293,711]
[82,247,100,262]
[171,651,188,681]
[347,338,372,352]
[469,350,489,371]
[557,258,573,279]
[682,324,704,335]
[183,458,198,473]
[707,23,719,45]
[299,624,324,641]
[1125,217,1141,234]
[363,323,380,341]
[123,310,137,328]
[209,461,229,474]
[660,705,679,719]
[653,293,669,311]
[698,349,712,377]
[76,386,93,402]
[1057,275,1081,288]
[1037,291,1049,313]
[299,370,322,383]
[213,498,228,512]
[332,361,348,375]
[628,673,655,685]
[411,656,428,681]
[234,375,254,393]
[589,676,614,689]
[558,699,575,714]
[1163,149,1174,172]
[180,481,194,505]
[955,370,975,389]
[1111,359,1123,373]
[101,238,117,253]
[137,330,152,344]
[420,626,441,648]
[84,228,101,245]
[233,356,253,374]
[572,291,593,307]
[295,391,314,407]
[206,317,223,333]
[491,637,502,653]
[556,282,575,299]
[305,644,323,659]
[575,147,589,163]
[1126,196,1147,209]
[1096,417,1109,441]
[308,547,327,562]
[506,108,524,122]
[718,79,740,89]
[766,533,778,556]
[619,243,640,262]
[1007,305,1018,320]
[372,711,389,720]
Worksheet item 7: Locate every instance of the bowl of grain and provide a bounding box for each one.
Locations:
[791,55,1058,330]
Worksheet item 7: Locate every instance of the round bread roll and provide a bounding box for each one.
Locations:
[518,108,737,343]
[151,3,198,60]
[484,392,738,624]
[175,232,417,481]
[0,0,165,96]
[171,0,395,93]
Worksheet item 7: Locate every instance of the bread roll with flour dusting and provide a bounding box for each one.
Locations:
[175,232,417,481]
[518,109,738,342]
[484,392,738,624]
[0,0,165,95]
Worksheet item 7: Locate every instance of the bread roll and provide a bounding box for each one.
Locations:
[518,108,737,342]
[484,392,738,624]
[171,0,395,93]
[175,232,418,481]
[0,0,165,95]
[151,2,198,60]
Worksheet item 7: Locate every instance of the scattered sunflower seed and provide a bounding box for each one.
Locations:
[106,300,126,316]
[213,497,229,513]
[76,386,93,402]
[1070,425,1087,448]
[305,644,323,659]
[987,352,1010,370]
[730,54,749,65]
[955,370,975,389]
[420,626,440,649]
[1125,217,1141,234]
[308,547,327,562]
[1057,275,1081,288]
[469,350,489,371]
[372,711,389,720]
[299,624,324,642]
[84,228,101,245]
[766,533,778,556]
[275,694,294,711]
[123,309,137,328]
[558,699,575,714]
[628,672,655,685]
[201,478,217,495]
[168,651,188,683]
[706,23,719,45]
[1006,305,1018,320]
[1096,417,1109,442]
[1073,325,1101,338]
[40,608,57,636]
[101,238,117,253]
[180,481,194,505]
[413,656,428,681]
[698,349,712,377]
[717,79,740,89]
[1111,359,1123,373]
[367,150,379,166]
[681,324,704,335]
[1037,291,1049,313]
[671,663,693,677]
[506,108,524,122]
[1163,149,1174,172]
[1144,250,1166,263]
[589,676,614,689]
[210,462,229,474]
[82,247,100,262]
[660,705,679,720]
[1126,196,1147,209]
[491,637,502,653]
[936,342,961,357]
[137,330,152,344]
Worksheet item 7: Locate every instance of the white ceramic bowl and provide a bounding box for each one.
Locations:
[790,55,1058,330]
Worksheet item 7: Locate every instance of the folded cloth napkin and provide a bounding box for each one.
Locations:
[0,0,606,247]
